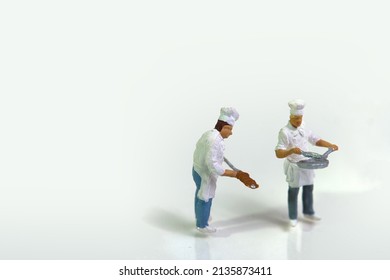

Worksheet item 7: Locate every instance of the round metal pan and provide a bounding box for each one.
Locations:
[297,158,329,169]
[297,148,335,169]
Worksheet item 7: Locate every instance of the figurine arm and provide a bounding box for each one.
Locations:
[222,169,238,177]
[275,148,302,158]
[315,139,339,151]
[275,129,301,158]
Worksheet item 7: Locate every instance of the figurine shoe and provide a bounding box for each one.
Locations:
[303,214,322,222]
[197,226,217,234]
[290,219,298,227]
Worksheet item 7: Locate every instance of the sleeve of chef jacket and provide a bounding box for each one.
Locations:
[205,137,225,176]
[307,128,320,146]
[275,128,289,150]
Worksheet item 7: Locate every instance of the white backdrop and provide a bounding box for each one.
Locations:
[1,0,390,259]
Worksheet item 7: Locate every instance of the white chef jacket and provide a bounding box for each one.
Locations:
[193,129,225,202]
[275,121,320,188]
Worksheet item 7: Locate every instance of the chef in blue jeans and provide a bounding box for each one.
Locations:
[192,107,258,234]
[275,99,338,227]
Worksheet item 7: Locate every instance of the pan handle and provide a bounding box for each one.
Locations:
[223,157,240,171]
[322,147,335,159]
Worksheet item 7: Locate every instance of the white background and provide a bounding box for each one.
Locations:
[1,0,390,260]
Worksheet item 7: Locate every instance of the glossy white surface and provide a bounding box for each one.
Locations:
[1,1,390,260]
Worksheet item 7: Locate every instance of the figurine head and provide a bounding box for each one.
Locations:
[289,115,303,128]
[219,124,233,139]
[288,99,305,128]
[215,107,239,139]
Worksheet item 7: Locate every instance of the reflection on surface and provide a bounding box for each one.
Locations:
[287,219,318,259]
[194,237,211,259]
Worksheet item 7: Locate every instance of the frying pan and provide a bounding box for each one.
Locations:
[297,148,335,169]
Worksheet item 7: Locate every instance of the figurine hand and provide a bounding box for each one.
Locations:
[330,144,339,151]
[236,170,249,181]
[290,147,302,155]
[236,171,259,189]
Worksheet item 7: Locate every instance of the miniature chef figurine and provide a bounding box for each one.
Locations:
[275,99,338,227]
[193,107,259,234]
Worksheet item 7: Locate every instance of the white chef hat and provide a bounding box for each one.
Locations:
[218,107,239,126]
[288,99,305,116]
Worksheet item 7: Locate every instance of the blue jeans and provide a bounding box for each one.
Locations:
[192,168,213,228]
[288,185,315,220]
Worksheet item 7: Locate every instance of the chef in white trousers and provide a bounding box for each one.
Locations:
[275,99,338,227]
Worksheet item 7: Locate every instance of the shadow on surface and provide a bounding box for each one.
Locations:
[144,208,195,236]
[210,207,291,238]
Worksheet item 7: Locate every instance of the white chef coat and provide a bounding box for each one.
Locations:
[275,121,320,188]
[193,129,225,202]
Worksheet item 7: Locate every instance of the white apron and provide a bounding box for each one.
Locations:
[283,159,315,188]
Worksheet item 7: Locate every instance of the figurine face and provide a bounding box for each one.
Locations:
[220,125,233,139]
[290,115,303,128]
